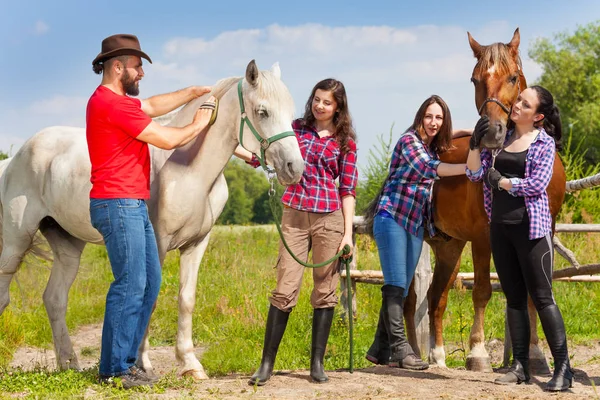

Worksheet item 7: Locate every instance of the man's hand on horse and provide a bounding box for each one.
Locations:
[469,115,489,150]
[484,167,504,191]
[192,86,213,98]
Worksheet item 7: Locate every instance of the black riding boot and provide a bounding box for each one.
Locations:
[248,305,290,386]
[538,304,573,392]
[310,308,335,383]
[495,307,530,385]
[366,300,390,365]
[382,285,428,370]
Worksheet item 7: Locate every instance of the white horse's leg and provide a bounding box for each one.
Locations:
[176,234,211,380]
[40,221,86,370]
[0,233,33,314]
[0,196,40,315]
[136,239,168,377]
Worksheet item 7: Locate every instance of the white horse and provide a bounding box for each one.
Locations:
[0,60,304,379]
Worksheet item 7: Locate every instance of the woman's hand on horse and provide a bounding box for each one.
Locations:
[338,234,354,258]
[470,115,490,150]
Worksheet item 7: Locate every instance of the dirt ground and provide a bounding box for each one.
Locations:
[8,323,600,399]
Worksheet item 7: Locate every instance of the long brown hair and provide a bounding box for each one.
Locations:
[301,78,357,153]
[410,95,453,155]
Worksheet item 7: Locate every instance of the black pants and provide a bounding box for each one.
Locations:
[490,221,555,311]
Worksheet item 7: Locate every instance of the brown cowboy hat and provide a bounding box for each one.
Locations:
[92,34,152,66]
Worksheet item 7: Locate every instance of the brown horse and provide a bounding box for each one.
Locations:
[404,28,567,372]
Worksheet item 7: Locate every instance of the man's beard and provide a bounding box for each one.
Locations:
[121,69,140,96]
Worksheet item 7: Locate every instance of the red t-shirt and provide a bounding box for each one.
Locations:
[86,86,152,199]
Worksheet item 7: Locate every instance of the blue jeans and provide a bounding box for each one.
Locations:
[90,198,162,377]
[373,211,424,290]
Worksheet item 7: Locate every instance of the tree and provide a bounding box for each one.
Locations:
[0,151,8,161]
[355,126,394,214]
[217,158,271,225]
[529,21,600,163]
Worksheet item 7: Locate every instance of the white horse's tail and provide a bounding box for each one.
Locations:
[0,157,10,255]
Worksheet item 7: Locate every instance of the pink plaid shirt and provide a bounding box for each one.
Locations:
[249,119,358,213]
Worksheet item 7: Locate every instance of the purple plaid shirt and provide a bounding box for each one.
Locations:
[377,129,441,237]
[466,128,556,240]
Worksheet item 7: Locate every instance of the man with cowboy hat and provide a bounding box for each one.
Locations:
[86,33,217,388]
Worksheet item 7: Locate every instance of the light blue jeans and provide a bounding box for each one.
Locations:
[373,210,424,290]
[90,198,162,377]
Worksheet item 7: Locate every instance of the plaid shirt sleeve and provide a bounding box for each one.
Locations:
[509,139,555,197]
[466,149,492,182]
[338,140,358,197]
[400,132,440,179]
[245,154,262,169]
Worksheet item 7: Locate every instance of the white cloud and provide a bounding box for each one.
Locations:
[34,20,49,35]
[29,95,87,115]
[3,22,543,167]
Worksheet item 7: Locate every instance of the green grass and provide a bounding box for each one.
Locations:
[1,222,600,396]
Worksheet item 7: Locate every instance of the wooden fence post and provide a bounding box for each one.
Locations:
[413,242,432,359]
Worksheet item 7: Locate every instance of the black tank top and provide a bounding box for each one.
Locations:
[491,149,527,224]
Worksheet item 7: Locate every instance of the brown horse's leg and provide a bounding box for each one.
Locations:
[528,296,551,375]
[467,238,493,372]
[427,237,466,367]
[404,280,419,356]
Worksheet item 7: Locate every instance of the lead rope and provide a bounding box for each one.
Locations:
[489,148,502,202]
[266,169,355,373]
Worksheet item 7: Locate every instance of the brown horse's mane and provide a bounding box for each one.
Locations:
[475,42,523,76]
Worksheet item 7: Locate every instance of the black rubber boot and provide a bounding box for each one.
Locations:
[539,305,573,392]
[382,285,428,370]
[495,307,531,385]
[248,305,290,386]
[310,308,335,383]
[366,300,390,365]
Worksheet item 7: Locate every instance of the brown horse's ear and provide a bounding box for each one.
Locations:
[507,28,521,57]
[245,59,259,87]
[467,32,482,58]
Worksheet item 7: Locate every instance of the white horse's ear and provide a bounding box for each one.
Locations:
[270,62,281,80]
[246,60,259,86]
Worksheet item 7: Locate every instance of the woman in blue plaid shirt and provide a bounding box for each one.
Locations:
[466,86,572,392]
[364,95,467,370]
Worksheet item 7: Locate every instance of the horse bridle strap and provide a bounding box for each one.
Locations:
[478,97,511,116]
[237,79,295,171]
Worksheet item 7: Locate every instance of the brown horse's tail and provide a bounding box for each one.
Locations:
[361,181,386,238]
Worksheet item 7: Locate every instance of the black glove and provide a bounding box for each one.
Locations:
[484,167,504,191]
[470,115,489,150]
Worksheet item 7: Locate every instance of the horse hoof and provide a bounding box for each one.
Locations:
[466,356,493,372]
[182,369,209,380]
[59,360,81,372]
[529,357,551,376]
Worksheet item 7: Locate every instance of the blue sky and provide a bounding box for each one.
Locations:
[1,1,598,168]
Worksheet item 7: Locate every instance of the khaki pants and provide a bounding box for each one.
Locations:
[269,207,344,311]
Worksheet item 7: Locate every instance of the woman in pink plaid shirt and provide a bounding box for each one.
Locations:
[466,86,572,392]
[237,79,358,386]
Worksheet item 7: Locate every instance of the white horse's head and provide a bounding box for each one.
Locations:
[236,60,303,185]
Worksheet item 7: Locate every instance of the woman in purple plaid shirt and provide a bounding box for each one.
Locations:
[364,95,467,370]
[237,79,358,386]
[466,86,572,392]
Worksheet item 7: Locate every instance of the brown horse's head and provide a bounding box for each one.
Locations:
[468,28,526,149]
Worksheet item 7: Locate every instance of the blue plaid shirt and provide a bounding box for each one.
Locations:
[377,129,441,237]
[466,128,555,240]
